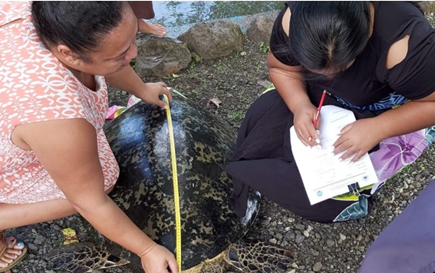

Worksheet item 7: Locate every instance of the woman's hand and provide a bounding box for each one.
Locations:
[293,102,320,147]
[135,82,173,109]
[104,66,173,109]
[333,118,383,162]
[140,243,179,273]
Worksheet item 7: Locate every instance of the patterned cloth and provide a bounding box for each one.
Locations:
[331,127,434,222]
[0,2,119,204]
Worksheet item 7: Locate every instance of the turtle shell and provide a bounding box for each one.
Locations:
[102,93,260,270]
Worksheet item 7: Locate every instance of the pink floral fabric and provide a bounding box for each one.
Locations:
[0,2,119,204]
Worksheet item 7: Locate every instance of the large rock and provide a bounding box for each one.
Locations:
[177,20,244,60]
[246,15,275,46]
[135,34,192,77]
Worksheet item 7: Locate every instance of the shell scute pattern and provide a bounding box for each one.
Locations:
[46,93,293,272]
[103,95,252,270]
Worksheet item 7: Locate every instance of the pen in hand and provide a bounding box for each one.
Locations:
[309,90,327,145]
[313,90,327,129]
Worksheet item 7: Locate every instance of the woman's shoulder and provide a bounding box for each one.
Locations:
[281,1,297,36]
[373,2,435,99]
[269,2,300,66]
[0,1,30,26]
[373,2,429,43]
[373,1,434,70]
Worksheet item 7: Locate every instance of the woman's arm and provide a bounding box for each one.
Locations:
[377,33,435,137]
[334,34,435,162]
[268,5,321,146]
[267,52,308,111]
[13,118,178,273]
[105,65,172,109]
[267,51,319,146]
[268,6,310,114]
[378,93,435,137]
[334,93,435,162]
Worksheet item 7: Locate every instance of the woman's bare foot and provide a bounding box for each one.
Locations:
[0,236,26,270]
[138,19,167,37]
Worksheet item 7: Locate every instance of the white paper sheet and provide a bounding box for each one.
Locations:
[290,105,379,205]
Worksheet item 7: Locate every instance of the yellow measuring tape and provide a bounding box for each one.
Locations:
[163,94,182,270]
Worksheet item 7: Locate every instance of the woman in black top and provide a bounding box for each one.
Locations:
[223,2,435,222]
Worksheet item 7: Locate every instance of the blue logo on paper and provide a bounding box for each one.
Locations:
[317,191,323,197]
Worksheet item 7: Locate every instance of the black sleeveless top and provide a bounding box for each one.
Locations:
[270,2,435,111]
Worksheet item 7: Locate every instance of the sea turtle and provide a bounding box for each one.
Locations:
[46,92,294,272]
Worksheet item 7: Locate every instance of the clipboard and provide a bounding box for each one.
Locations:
[290,105,378,205]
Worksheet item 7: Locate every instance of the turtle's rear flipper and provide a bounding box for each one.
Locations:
[45,242,130,273]
[224,240,294,273]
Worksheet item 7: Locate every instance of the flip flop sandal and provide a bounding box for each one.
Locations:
[0,234,27,273]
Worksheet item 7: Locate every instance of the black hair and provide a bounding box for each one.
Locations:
[289,2,371,76]
[31,1,129,62]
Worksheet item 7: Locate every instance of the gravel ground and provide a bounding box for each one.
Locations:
[7,18,435,273]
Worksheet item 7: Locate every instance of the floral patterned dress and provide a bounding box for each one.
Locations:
[0,2,119,204]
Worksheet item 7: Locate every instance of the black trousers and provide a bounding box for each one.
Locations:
[223,89,378,223]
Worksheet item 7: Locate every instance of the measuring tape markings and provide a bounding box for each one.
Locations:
[163,94,182,270]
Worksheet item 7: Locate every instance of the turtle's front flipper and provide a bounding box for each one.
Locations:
[224,240,294,273]
[45,242,130,273]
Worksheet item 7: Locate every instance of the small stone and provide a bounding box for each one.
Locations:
[295,224,305,230]
[34,234,46,245]
[27,243,38,251]
[257,80,272,88]
[326,239,335,247]
[313,262,323,272]
[339,233,347,240]
[295,233,305,243]
[311,250,320,256]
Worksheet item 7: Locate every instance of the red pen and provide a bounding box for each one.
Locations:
[313,90,327,129]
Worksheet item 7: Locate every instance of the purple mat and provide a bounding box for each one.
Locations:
[359,179,435,273]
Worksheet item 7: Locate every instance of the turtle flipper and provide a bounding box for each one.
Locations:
[224,240,294,273]
[45,242,130,272]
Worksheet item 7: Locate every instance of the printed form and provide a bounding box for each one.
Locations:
[290,105,378,205]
